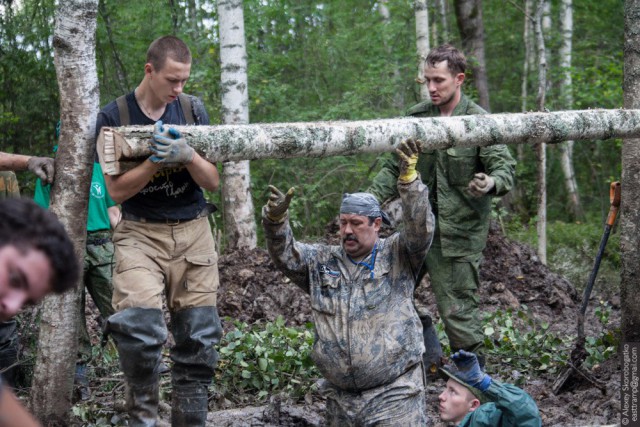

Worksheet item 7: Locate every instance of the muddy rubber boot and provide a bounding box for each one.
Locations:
[170,306,222,427]
[0,320,18,388]
[125,382,161,427]
[421,314,444,380]
[171,384,209,427]
[106,308,168,427]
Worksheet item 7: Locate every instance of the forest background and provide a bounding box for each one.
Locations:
[0,0,624,289]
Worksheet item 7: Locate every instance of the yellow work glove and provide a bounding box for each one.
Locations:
[265,185,295,222]
[397,138,422,184]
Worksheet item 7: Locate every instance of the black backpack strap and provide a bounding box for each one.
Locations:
[178,93,195,125]
[116,95,129,126]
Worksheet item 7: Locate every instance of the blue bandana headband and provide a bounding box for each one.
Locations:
[340,192,391,225]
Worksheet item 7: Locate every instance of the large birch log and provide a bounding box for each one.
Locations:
[98,109,640,175]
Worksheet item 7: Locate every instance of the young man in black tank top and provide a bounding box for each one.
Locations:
[97,35,221,427]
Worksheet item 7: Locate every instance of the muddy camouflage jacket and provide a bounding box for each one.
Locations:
[263,178,434,392]
[368,93,516,257]
[458,380,542,427]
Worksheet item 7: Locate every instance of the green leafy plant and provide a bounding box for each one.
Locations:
[216,316,320,403]
[482,307,573,383]
[583,301,619,368]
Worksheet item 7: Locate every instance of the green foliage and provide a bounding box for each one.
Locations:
[216,316,320,403]
[505,216,621,293]
[482,303,619,385]
[483,307,572,383]
[584,301,619,369]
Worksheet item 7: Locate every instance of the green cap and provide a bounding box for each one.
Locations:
[439,366,489,404]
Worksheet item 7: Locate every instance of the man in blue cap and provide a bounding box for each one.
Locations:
[438,350,542,426]
[263,139,435,426]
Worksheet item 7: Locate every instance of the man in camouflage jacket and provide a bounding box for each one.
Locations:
[263,139,434,426]
[368,44,516,366]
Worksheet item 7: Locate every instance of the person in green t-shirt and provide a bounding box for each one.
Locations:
[34,154,120,401]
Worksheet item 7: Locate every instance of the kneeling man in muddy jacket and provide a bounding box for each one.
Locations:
[262,139,435,426]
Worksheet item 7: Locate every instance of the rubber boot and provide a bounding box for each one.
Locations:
[421,314,444,380]
[171,384,209,427]
[170,306,222,427]
[106,308,168,427]
[0,320,19,388]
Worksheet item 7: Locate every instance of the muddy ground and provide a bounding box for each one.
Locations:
[17,221,619,426]
[210,221,620,426]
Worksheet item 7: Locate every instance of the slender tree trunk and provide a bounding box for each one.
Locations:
[621,0,640,344]
[534,0,547,264]
[453,0,491,111]
[415,0,431,102]
[430,0,439,47]
[218,0,257,251]
[99,109,640,171]
[98,1,129,93]
[379,0,404,109]
[30,0,99,422]
[519,0,533,162]
[437,0,449,43]
[558,0,583,220]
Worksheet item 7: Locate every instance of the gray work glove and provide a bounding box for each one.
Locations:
[265,185,295,222]
[468,173,495,197]
[27,156,55,185]
[451,350,492,391]
[397,138,422,184]
[150,121,195,165]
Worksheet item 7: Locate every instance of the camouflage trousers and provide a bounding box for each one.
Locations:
[424,242,485,354]
[321,362,428,426]
[78,230,115,363]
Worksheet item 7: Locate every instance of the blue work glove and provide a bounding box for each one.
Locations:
[149,121,195,165]
[451,350,492,391]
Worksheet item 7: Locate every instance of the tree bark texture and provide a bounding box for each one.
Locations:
[30,0,99,423]
[622,0,640,343]
[98,109,640,175]
[218,0,257,250]
[534,0,547,265]
[559,0,583,220]
[414,0,430,102]
[454,0,491,111]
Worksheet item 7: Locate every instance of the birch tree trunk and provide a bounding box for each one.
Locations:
[415,0,430,102]
[621,0,640,344]
[534,0,548,265]
[453,0,491,111]
[218,0,257,251]
[98,109,640,172]
[30,0,99,422]
[558,0,583,220]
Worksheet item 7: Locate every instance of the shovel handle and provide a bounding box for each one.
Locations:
[606,181,621,226]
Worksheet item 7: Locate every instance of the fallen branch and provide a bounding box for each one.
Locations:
[98,109,640,175]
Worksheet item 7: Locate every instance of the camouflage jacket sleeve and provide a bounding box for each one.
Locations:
[398,176,434,276]
[262,207,313,294]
